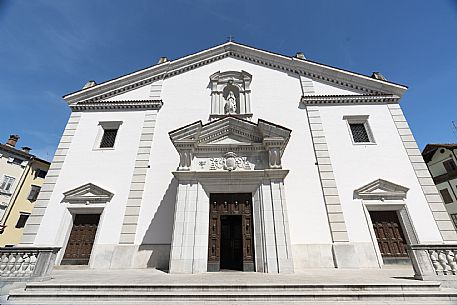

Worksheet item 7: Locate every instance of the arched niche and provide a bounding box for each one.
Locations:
[209,71,252,120]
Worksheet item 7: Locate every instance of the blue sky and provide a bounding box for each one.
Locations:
[0,0,456,161]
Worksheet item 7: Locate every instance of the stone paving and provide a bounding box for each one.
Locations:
[45,264,423,285]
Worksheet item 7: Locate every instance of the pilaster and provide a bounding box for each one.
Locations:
[388,104,457,242]
[119,110,158,244]
[21,112,82,245]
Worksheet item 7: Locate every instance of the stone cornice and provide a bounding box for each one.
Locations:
[63,42,407,105]
[69,99,163,111]
[173,169,289,181]
[301,94,400,105]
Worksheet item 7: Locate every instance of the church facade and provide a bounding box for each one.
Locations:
[20,42,457,274]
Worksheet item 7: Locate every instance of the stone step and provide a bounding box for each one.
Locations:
[21,282,442,292]
[7,285,457,304]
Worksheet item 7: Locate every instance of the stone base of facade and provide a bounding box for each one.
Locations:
[88,244,171,270]
[332,242,380,268]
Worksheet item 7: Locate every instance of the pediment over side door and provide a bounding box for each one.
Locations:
[354,179,409,201]
[62,183,114,204]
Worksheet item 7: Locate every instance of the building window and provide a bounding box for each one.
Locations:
[15,213,30,228]
[451,214,457,229]
[28,185,41,201]
[35,169,47,179]
[0,176,15,193]
[349,123,370,143]
[440,188,454,204]
[343,115,375,144]
[96,121,123,149]
[443,159,457,173]
[100,129,118,148]
[0,202,8,222]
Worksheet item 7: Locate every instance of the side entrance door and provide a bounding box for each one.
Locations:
[61,214,100,265]
[208,193,255,272]
[369,211,409,263]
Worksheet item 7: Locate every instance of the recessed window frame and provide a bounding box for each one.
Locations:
[443,159,457,173]
[15,212,30,229]
[93,121,123,151]
[343,115,376,145]
[440,188,454,204]
[28,185,41,201]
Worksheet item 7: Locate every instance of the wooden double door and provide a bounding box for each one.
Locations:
[208,193,255,272]
[369,211,409,262]
[61,214,100,265]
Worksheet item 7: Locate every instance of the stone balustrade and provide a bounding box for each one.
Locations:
[408,244,457,283]
[0,247,60,282]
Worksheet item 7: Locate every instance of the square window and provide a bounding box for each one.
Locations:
[343,115,375,144]
[35,169,47,179]
[0,176,15,193]
[28,185,41,201]
[15,213,30,228]
[100,129,118,148]
[440,188,454,204]
[95,121,123,150]
[349,123,370,143]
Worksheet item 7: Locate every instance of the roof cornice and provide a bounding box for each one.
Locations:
[300,94,401,105]
[70,99,163,111]
[63,42,408,105]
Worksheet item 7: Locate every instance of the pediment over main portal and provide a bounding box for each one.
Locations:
[169,116,291,171]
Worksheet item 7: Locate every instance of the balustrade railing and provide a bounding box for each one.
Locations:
[0,247,60,281]
[408,244,457,281]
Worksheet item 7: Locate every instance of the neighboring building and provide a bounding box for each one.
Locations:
[20,42,457,273]
[423,144,457,229]
[0,135,50,246]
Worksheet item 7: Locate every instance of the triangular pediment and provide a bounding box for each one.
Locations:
[207,135,253,145]
[63,41,407,106]
[354,179,409,200]
[62,183,114,204]
[169,116,291,152]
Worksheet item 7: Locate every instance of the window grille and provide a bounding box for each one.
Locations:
[100,129,118,148]
[349,123,370,143]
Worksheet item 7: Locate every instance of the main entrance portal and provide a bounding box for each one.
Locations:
[208,193,255,272]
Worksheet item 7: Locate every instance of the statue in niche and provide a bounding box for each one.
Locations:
[224,90,237,114]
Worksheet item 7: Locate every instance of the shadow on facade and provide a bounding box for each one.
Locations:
[139,178,178,272]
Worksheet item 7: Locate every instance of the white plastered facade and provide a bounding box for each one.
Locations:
[21,42,457,273]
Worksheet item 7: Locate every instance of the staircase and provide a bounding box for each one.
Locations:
[7,281,457,304]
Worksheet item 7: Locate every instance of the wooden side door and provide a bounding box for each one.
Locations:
[62,214,100,265]
[370,211,408,258]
